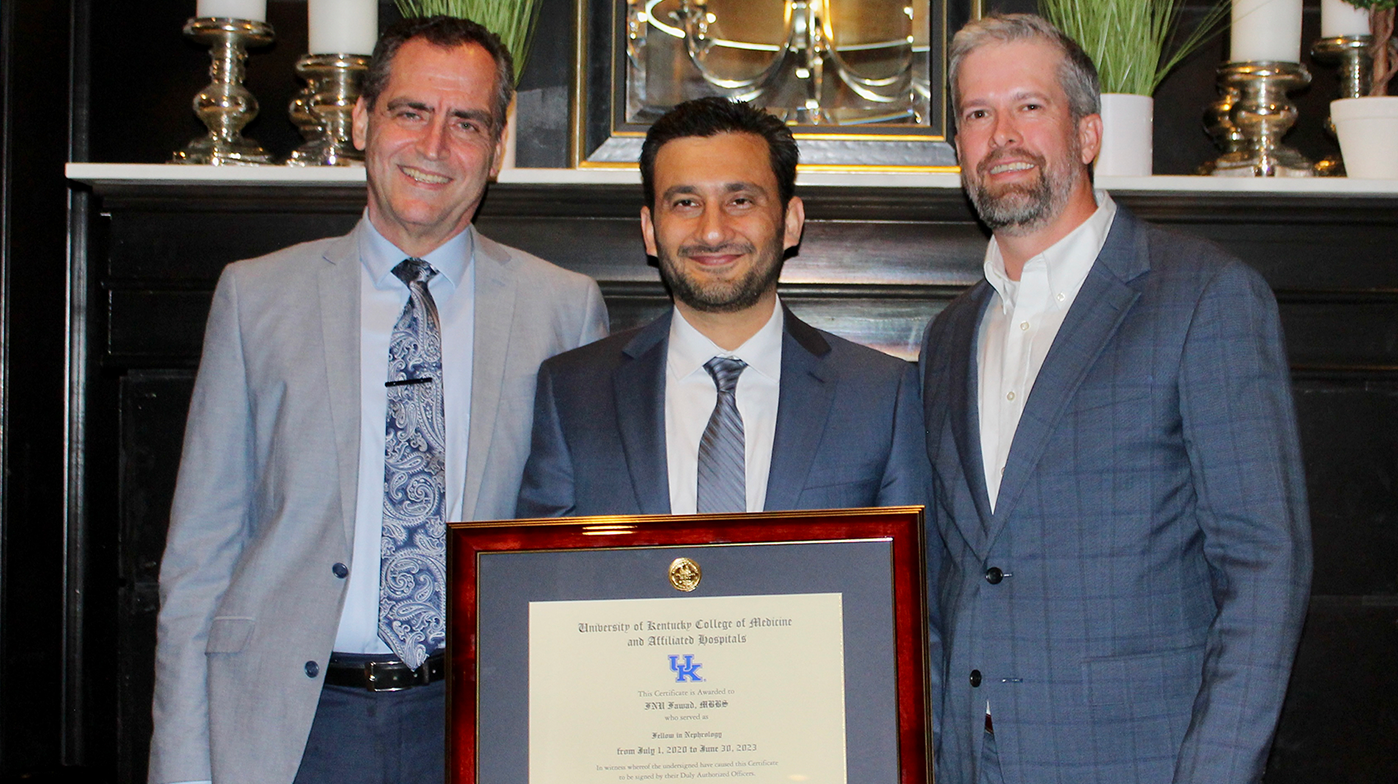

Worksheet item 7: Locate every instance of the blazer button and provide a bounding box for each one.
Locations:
[970,669,982,687]
[985,567,1004,584]
[332,562,349,579]
[305,660,319,678]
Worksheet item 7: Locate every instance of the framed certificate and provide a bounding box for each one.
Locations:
[447,507,931,784]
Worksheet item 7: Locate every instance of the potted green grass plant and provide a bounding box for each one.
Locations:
[1040,0,1226,175]
[1330,0,1398,177]
[396,0,543,167]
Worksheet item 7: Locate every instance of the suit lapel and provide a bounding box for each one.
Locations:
[985,208,1148,543]
[319,230,362,543]
[944,284,996,556]
[465,230,517,519]
[614,314,672,514]
[764,309,835,512]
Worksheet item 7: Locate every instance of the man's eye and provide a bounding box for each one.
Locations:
[965,109,987,121]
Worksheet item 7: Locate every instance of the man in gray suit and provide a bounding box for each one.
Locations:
[517,97,929,518]
[921,14,1311,784]
[148,17,606,784]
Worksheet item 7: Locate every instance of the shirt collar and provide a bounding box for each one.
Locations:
[357,211,474,289]
[667,296,785,383]
[983,190,1117,314]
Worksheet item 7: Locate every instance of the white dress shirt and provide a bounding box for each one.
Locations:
[977,191,1116,511]
[665,299,784,514]
[333,217,475,654]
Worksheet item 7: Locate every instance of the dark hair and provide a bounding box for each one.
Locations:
[640,97,799,210]
[362,15,515,139]
[948,13,1100,124]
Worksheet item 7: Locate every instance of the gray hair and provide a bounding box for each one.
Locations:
[948,13,1100,124]
[363,15,515,141]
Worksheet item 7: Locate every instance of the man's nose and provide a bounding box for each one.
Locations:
[697,204,731,244]
[989,112,1019,148]
[417,117,449,160]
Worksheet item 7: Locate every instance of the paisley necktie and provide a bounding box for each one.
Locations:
[379,258,446,670]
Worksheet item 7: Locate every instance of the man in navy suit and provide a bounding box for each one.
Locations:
[922,14,1311,784]
[517,97,929,518]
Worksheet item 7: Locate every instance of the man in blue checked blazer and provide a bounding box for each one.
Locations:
[921,14,1311,784]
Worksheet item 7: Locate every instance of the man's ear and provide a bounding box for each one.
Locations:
[1078,112,1103,167]
[351,96,369,152]
[640,206,657,257]
[490,131,506,180]
[489,102,512,178]
[782,196,806,251]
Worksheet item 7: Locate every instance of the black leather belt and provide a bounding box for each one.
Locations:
[325,651,445,692]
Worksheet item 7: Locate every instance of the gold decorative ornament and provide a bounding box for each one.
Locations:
[668,557,702,592]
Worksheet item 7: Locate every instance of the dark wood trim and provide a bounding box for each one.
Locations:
[1,0,85,778]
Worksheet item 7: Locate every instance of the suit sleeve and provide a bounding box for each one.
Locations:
[516,362,578,518]
[578,278,609,347]
[875,359,934,508]
[916,327,949,761]
[1173,260,1312,783]
[148,267,256,784]
[876,358,943,756]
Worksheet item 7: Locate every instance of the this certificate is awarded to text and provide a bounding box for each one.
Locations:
[529,593,847,783]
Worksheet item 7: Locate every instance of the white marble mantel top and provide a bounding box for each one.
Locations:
[65,161,1398,195]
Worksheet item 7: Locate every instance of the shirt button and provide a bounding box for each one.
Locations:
[1020,321,1029,331]
[1006,391,1015,401]
[332,562,349,579]
[970,669,982,687]
[305,661,320,678]
[1057,293,1065,302]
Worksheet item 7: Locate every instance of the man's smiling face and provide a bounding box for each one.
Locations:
[954,38,1094,235]
[352,39,503,256]
[641,132,803,318]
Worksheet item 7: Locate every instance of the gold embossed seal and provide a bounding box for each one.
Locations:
[668,557,702,592]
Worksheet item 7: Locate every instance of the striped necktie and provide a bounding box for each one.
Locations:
[697,356,748,514]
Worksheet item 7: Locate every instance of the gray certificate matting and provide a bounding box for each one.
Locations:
[474,539,899,783]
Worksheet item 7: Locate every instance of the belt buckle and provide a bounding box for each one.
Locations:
[362,660,404,692]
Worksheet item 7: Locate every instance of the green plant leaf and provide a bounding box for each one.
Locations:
[1040,0,1228,95]
[1339,0,1396,11]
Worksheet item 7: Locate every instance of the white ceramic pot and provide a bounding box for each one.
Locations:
[1095,93,1154,177]
[1331,96,1398,179]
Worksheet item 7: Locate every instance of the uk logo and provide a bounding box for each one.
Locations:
[669,654,703,682]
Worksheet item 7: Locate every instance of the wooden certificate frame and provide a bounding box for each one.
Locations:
[446,506,932,783]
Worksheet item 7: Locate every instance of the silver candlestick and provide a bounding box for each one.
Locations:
[1311,35,1374,176]
[1207,61,1314,177]
[285,54,370,167]
[286,78,324,165]
[1197,81,1244,174]
[171,17,275,165]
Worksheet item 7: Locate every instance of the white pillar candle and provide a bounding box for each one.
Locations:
[1231,0,1303,63]
[1321,0,1371,38]
[196,0,266,22]
[309,0,379,55]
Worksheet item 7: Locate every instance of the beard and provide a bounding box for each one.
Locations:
[963,142,1083,235]
[656,233,786,314]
